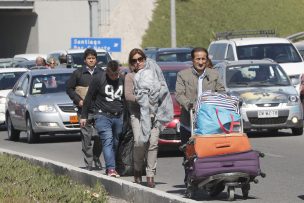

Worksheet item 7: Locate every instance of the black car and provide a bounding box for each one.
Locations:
[144,47,192,62]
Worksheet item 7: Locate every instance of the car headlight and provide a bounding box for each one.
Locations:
[287,95,299,106]
[289,95,298,102]
[33,105,57,112]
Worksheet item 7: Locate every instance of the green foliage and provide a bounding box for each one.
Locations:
[142,0,304,48]
[0,154,108,203]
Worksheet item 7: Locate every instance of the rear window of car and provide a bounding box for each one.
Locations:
[237,43,302,63]
[157,52,191,62]
[0,72,26,90]
[31,73,71,95]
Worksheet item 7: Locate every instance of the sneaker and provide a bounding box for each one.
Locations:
[107,169,120,178]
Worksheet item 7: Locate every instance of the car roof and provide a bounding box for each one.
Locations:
[67,48,107,54]
[216,59,278,67]
[158,62,191,71]
[13,54,47,61]
[27,68,74,76]
[0,67,28,73]
[213,37,291,46]
[0,58,12,62]
[145,47,192,52]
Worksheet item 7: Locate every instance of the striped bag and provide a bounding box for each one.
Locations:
[194,91,241,135]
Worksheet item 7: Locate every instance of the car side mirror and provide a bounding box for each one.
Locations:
[15,90,25,97]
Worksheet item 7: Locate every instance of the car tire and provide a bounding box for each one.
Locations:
[6,113,20,141]
[26,116,40,143]
[292,127,303,136]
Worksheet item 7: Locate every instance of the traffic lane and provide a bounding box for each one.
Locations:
[248,131,304,203]
[0,132,84,167]
[1,130,304,202]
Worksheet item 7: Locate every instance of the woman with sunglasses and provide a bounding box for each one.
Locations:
[124,48,173,188]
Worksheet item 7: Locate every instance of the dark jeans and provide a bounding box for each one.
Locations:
[94,113,123,170]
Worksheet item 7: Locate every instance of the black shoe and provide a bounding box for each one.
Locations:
[94,159,102,169]
[86,165,93,171]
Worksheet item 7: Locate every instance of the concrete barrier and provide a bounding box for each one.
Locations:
[0,148,197,203]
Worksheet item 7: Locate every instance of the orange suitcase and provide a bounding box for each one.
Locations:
[186,133,252,159]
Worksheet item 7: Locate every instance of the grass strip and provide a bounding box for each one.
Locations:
[0,154,108,203]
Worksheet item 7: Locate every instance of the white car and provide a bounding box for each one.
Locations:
[47,48,113,69]
[0,68,28,126]
[208,30,304,87]
[294,41,304,59]
[12,54,47,68]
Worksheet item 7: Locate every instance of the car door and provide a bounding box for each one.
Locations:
[10,74,30,130]
[6,73,25,128]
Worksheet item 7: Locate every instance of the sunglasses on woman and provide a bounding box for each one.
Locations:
[131,56,144,64]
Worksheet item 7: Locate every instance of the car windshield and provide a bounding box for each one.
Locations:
[162,71,178,92]
[226,64,290,88]
[236,44,302,63]
[69,52,111,68]
[0,72,26,90]
[30,73,71,95]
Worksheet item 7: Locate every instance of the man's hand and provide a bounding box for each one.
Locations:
[80,119,87,128]
[78,100,83,107]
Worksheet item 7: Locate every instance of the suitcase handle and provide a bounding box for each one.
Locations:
[222,161,234,167]
[215,143,231,148]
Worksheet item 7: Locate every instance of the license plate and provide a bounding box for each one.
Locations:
[69,115,79,123]
[258,110,278,118]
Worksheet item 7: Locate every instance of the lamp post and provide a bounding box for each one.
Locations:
[170,0,176,47]
[88,0,99,37]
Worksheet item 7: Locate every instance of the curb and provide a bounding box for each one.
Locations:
[0,148,197,203]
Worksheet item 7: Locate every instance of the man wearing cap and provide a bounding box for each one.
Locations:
[80,60,124,178]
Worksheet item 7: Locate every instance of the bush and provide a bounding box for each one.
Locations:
[0,154,108,202]
[142,0,304,48]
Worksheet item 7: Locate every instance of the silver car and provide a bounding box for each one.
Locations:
[215,59,303,135]
[5,68,80,143]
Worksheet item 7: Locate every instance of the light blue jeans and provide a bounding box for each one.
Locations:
[94,113,123,170]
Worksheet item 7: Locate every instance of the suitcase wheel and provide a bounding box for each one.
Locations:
[227,186,235,201]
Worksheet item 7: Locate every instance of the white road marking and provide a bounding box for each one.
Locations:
[264,152,284,158]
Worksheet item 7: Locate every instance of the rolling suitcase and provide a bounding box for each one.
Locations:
[188,150,261,179]
[185,133,252,159]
